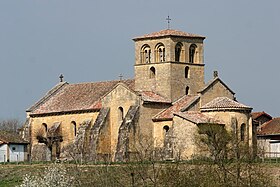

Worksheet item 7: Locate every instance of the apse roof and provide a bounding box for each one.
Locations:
[200,97,252,111]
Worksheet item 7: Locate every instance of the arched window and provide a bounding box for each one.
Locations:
[118,107,124,122]
[155,43,165,62]
[175,42,183,62]
[42,123,48,136]
[71,121,77,137]
[189,44,197,63]
[186,86,189,95]
[163,125,170,132]
[141,45,151,64]
[150,67,156,79]
[185,66,189,78]
[240,123,245,141]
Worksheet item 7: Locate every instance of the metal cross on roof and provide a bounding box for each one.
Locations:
[166,15,171,29]
[59,74,64,82]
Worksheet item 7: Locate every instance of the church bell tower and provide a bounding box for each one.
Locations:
[133,29,206,102]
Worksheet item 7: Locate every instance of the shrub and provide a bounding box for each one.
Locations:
[18,163,74,187]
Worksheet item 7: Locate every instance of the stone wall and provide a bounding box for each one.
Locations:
[172,116,199,160]
[101,84,139,158]
[153,120,173,148]
[200,81,234,107]
[203,110,251,144]
[134,37,204,65]
[134,36,205,102]
[30,112,99,152]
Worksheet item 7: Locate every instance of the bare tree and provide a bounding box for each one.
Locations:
[197,123,273,187]
[0,118,22,133]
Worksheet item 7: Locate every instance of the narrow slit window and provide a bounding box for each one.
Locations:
[150,67,156,79]
[118,107,124,121]
[71,121,77,137]
[185,66,189,78]
[186,86,189,95]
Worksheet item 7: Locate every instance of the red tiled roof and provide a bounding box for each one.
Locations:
[251,111,272,120]
[133,29,205,40]
[30,79,135,115]
[140,91,171,103]
[153,95,200,121]
[174,111,224,124]
[201,97,252,111]
[258,118,280,136]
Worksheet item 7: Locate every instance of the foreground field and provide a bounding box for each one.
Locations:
[0,162,279,187]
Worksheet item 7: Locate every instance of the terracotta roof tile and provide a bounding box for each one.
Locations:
[201,97,252,111]
[153,95,200,121]
[0,131,29,144]
[140,91,171,103]
[30,79,135,115]
[251,111,272,120]
[258,118,280,136]
[133,29,205,40]
[174,111,224,124]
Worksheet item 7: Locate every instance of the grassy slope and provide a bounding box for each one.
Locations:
[0,162,279,187]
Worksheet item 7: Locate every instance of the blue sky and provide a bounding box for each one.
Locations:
[0,0,279,121]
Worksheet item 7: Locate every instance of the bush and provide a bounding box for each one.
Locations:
[18,163,74,187]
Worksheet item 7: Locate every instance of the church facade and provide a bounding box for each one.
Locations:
[23,29,254,161]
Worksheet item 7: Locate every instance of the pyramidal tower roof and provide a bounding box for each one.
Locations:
[133,29,205,41]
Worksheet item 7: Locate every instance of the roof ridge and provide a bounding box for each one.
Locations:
[69,78,134,85]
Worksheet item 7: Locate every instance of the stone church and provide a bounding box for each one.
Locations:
[22,28,254,161]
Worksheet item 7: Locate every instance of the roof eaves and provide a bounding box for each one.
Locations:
[30,108,100,117]
[133,35,206,41]
[152,117,173,122]
[257,133,280,137]
[201,107,252,112]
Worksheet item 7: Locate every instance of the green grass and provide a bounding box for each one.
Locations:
[0,161,279,187]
